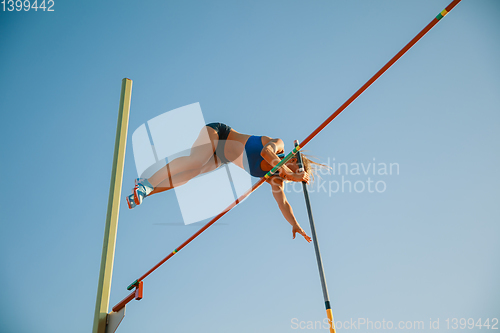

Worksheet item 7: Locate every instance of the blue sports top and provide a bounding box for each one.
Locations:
[244,136,284,177]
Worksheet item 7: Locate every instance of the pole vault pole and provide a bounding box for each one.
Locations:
[112,0,461,312]
[295,140,335,333]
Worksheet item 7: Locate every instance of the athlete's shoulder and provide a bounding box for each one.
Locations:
[261,136,284,148]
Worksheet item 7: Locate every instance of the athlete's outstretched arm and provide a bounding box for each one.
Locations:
[268,177,312,243]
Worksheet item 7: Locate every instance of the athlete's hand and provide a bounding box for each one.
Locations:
[279,168,309,184]
[292,224,312,243]
[291,170,310,184]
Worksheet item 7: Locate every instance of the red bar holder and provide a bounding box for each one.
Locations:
[111,281,143,313]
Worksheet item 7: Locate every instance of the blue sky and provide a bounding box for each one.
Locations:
[0,1,499,332]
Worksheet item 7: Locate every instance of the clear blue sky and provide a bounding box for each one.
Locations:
[1,1,499,332]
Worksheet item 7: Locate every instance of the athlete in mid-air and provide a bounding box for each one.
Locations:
[127,122,324,243]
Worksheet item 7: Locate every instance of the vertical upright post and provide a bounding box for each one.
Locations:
[294,140,335,333]
[92,78,133,333]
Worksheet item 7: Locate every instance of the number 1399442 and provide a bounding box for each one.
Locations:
[2,0,54,11]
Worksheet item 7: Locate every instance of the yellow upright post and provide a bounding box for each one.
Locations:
[92,78,132,333]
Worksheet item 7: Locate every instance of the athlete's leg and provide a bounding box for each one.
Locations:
[148,126,219,188]
[148,155,221,196]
